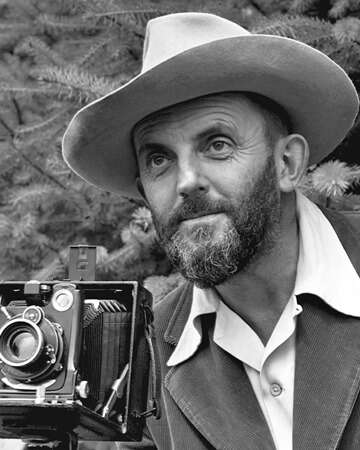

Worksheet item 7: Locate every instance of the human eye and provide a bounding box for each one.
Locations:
[205,138,235,158]
[145,152,171,174]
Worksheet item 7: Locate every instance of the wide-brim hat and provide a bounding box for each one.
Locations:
[62,12,359,199]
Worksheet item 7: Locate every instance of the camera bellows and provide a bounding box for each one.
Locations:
[82,300,131,411]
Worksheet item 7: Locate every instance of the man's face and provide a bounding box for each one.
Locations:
[133,93,282,287]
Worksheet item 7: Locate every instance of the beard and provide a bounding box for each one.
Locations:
[151,156,281,288]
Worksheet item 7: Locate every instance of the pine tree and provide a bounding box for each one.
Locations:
[0,0,359,298]
[250,0,360,168]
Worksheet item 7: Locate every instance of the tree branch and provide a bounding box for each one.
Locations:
[0,108,68,190]
[12,98,24,125]
[8,140,68,190]
[0,116,14,136]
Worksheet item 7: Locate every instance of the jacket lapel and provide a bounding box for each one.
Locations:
[293,209,360,450]
[293,295,360,450]
[163,286,275,449]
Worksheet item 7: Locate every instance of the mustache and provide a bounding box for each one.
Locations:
[157,195,232,239]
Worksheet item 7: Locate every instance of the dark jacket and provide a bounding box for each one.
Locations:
[93,209,360,450]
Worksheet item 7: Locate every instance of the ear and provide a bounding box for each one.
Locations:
[275,134,309,193]
[136,177,149,205]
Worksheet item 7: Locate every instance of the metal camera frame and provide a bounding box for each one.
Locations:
[0,246,159,450]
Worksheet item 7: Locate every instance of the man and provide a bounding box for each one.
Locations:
[63,12,360,450]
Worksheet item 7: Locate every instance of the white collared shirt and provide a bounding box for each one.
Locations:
[167,191,360,450]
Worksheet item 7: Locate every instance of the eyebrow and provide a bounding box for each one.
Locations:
[136,121,241,158]
[136,142,169,159]
[196,123,239,142]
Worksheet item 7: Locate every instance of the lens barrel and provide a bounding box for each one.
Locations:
[0,318,43,367]
[0,308,64,383]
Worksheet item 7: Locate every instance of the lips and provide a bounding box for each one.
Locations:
[180,212,223,222]
[164,195,229,233]
[182,212,211,220]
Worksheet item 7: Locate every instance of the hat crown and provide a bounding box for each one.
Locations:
[142,12,250,72]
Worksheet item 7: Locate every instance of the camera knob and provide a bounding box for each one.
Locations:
[52,289,74,312]
[23,306,43,324]
[76,380,89,399]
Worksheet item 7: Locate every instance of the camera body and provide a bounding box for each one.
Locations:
[0,276,155,442]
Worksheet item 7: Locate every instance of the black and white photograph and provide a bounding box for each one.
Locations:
[0,1,359,449]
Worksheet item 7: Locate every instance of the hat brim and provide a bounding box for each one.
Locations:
[62,34,359,199]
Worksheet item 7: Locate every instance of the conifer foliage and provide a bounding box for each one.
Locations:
[0,0,359,288]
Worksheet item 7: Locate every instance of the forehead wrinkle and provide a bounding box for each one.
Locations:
[194,117,245,145]
[135,110,251,148]
[133,110,175,149]
[133,92,267,151]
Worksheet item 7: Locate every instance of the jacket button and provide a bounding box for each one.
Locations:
[270,383,282,397]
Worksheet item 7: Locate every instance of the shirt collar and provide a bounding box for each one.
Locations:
[167,286,303,369]
[295,191,360,315]
[166,287,218,366]
[167,193,360,367]
[214,293,302,370]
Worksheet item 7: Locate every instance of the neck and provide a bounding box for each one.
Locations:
[215,192,299,345]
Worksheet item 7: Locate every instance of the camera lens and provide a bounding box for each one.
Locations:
[10,330,38,361]
[0,319,43,367]
[0,313,63,383]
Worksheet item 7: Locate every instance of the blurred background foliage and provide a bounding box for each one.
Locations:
[0,0,359,299]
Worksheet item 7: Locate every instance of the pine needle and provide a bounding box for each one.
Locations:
[0,214,13,239]
[333,17,360,44]
[290,0,318,14]
[77,35,119,68]
[0,142,17,174]
[0,83,53,99]
[76,0,119,14]
[329,0,358,19]
[255,21,297,38]
[9,184,62,208]
[0,82,85,104]
[30,65,120,100]
[36,13,103,36]
[31,257,65,281]
[0,21,30,32]
[84,9,161,34]
[12,213,37,241]
[99,244,140,273]
[253,16,333,43]
[13,107,70,147]
[15,37,66,66]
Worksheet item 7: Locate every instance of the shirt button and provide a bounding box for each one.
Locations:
[270,383,282,397]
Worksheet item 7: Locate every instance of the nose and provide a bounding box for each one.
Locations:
[176,156,209,198]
